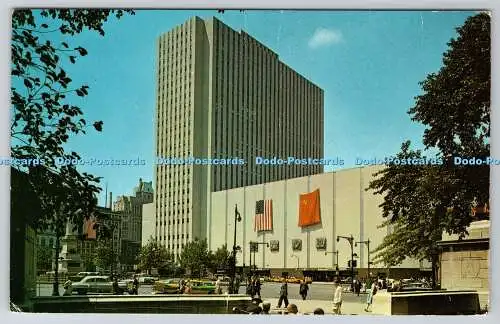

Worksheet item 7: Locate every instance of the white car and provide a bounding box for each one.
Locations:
[72,275,113,295]
[138,276,158,284]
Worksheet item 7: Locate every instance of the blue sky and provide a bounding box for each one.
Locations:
[29,10,476,206]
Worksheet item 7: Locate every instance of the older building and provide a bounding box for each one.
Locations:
[209,165,431,280]
[114,179,153,270]
[154,16,324,258]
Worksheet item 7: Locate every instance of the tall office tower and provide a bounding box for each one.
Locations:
[154,16,324,258]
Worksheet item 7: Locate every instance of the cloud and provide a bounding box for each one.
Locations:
[308,28,343,49]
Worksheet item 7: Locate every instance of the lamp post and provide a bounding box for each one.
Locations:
[355,239,371,279]
[337,235,355,291]
[324,250,340,276]
[229,205,242,294]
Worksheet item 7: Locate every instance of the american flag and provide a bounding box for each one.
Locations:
[254,199,273,232]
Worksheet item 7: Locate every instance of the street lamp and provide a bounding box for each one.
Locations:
[355,239,371,279]
[337,235,355,290]
[229,205,242,294]
[325,250,340,275]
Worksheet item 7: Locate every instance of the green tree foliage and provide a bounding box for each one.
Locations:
[36,244,53,272]
[93,239,118,272]
[11,9,133,289]
[209,244,230,273]
[368,13,490,286]
[179,238,212,278]
[138,238,175,274]
[11,8,134,233]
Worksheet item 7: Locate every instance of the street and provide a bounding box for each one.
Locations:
[36,282,366,303]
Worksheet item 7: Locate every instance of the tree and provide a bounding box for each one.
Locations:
[138,238,175,274]
[209,244,230,274]
[93,239,118,272]
[368,13,490,287]
[368,142,456,286]
[179,239,211,278]
[36,244,53,273]
[11,9,134,294]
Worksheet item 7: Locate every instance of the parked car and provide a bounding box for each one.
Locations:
[153,279,181,294]
[72,276,113,295]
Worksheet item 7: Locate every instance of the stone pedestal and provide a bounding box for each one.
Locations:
[437,220,489,310]
[58,223,83,274]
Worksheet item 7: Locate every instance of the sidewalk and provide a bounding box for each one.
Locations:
[263,298,368,315]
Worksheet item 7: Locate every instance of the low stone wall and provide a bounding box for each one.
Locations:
[372,290,481,315]
[30,294,252,314]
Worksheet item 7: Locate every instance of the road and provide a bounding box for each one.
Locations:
[36,282,366,303]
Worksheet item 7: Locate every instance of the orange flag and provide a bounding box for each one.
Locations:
[299,189,321,227]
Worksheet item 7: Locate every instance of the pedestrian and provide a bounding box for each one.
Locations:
[63,280,73,296]
[234,275,241,294]
[254,277,261,298]
[286,303,299,315]
[247,298,263,314]
[261,302,271,314]
[365,280,378,312]
[132,275,139,295]
[332,279,343,315]
[112,277,120,295]
[355,278,361,296]
[246,277,254,296]
[277,278,289,308]
[313,308,325,315]
[299,280,309,300]
[215,277,222,294]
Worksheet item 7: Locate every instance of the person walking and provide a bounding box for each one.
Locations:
[132,275,139,295]
[246,277,254,296]
[299,280,309,300]
[112,277,120,295]
[254,277,261,298]
[277,278,289,308]
[215,277,222,294]
[332,279,343,315]
[63,280,73,296]
[365,280,378,312]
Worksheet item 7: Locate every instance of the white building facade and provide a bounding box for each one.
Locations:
[209,166,430,279]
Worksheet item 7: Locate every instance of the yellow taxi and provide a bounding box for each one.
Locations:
[286,276,302,284]
[153,279,180,294]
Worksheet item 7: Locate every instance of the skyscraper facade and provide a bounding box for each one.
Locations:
[154,16,324,258]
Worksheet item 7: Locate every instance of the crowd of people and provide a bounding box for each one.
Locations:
[234,297,325,315]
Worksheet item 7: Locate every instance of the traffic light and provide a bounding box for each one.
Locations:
[348,260,357,268]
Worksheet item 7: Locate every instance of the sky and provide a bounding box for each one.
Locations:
[25,10,477,206]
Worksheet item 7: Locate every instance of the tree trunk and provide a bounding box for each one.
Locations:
[431,254,439,289]
[52,234,60,296]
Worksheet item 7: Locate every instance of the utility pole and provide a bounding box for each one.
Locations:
[355,239,371,279]
[337,235,356,291]
[325,250,340,277]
